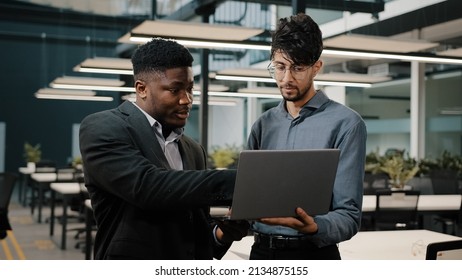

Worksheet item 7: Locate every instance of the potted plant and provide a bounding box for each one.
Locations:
[23,142,41,171]
[209,144,240,169]
[364,148,383,174]
[418,150,462,176]
[365,148,420,190]
[71,155,83,171]
[379,152,419,190]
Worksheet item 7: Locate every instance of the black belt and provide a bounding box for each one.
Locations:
[254,232,316,250]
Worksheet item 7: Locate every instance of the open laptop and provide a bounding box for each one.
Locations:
[228,149,340,220]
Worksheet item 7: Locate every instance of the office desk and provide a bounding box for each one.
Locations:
[49,182,81,250]
[339,230,462,259]
[30,173,57,223]
[362,194,461,230]
[362,194,462,213]
[222,230,462,260]
[18,167,34,206]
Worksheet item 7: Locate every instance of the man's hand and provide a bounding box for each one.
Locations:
[259,207,318,234]
[215,219,250,244]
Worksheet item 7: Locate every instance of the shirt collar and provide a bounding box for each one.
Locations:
[132,102,184,141]
[277,89,330,115]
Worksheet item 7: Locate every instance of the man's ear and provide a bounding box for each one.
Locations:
[135,80,147,99]
[312,60,323,76]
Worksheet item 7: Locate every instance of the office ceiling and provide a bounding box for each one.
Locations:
[6,1,462,66]
[2,0,462,105]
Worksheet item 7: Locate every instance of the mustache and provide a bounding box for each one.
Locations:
[280,82,296,88]
[177,105,191,113]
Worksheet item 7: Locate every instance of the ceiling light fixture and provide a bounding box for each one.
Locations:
[73,57,133,75]
[126,34,462,65]
[75,67,133,75]
[212,74,373,88]
[51,83,135,92]
[439,107,462,115]
[192,90,282,99]
[121,93,238,106]
[129,36,270,51]
[123,20,462,65]
[34,88,113,101]
[323,49,462,65]
[50,76,135,92]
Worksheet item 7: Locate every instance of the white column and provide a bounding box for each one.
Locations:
[324,86,346,105]
[410,61,426,160]
[246,81,260,140]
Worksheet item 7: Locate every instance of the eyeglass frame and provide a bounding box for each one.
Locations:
[267,62,312,80]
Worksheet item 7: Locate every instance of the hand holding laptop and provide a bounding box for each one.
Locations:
[259,207,319,235]
[215,217,250,244]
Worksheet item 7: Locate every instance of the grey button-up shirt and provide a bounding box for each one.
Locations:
[247,90,367,247]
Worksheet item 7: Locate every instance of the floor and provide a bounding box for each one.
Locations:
[1,187,89,260]
[2,181,461,260]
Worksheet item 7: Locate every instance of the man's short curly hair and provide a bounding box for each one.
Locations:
[270,13,323,66]
[131,38,194,79]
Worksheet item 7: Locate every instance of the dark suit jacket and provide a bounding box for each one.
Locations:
[79,101,236,259]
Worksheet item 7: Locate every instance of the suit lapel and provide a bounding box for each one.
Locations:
[118,101,171,169]
[178,138,192,170]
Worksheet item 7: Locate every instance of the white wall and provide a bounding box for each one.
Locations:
[72,124,81,159]
[208,99,246,150]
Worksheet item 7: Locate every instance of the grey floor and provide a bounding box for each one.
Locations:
[1,188,90,260]
[2,182,460,260]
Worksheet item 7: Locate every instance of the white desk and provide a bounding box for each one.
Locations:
[222,230,462,260]
[339,230,462,259]
[362,194,462,212]
[49,182,81,250]
[29,173,58,223]
[30,172,57,182]
[18,167,35,205]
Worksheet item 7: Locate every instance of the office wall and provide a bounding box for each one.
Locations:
[0,122,5,172]
[0,16,123,172]
[349,72,462,157]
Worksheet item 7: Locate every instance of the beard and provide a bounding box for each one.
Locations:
[279,81,312,103]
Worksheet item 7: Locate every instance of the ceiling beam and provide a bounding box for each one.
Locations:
[161,0,226,21]
[0,1,146,30]
[230,0,385,14]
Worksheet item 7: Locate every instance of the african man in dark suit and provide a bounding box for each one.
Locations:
[79,38,247,260]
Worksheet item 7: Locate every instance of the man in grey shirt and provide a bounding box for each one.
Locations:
[247,13,367,260]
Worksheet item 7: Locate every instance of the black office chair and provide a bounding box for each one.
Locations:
[425,239,462,260]
[429,169,460,235]
[374,189,420,230]
[363,172,389,195]
[28,160,57,215]
[0,172,19,239]
[361,173,390,230]
[51,167,82,225]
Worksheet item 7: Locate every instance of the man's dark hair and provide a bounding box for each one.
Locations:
[270,13,323,66]
[131,38,194,79]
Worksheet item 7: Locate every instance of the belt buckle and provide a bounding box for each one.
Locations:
[269,235,287,249]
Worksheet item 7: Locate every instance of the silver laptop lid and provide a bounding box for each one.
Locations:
[230,149,340,220]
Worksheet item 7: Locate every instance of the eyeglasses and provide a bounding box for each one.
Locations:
[267,63,311,80]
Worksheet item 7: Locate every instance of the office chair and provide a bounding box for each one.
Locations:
[360,173,390,230]
[0,172,18,239]
[425,239,462,260]
[374,189,420,230]
[363,172,389,195]
[429,170,461,235]
[28,160,57,215]
[51,168,83,225]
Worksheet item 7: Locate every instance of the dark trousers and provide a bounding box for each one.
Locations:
[249,242,341,260]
